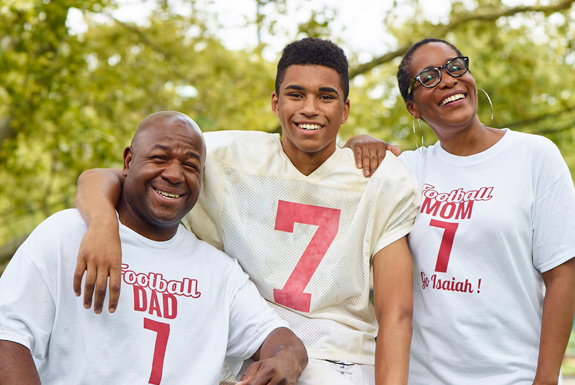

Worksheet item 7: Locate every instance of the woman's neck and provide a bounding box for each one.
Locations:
[437,121,504,156]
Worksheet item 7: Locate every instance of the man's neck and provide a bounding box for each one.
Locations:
[116,198,178,242]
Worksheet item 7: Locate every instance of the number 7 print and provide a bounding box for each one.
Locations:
[144,318,170,385]
[273,200,341,313]
[430,219,459,273]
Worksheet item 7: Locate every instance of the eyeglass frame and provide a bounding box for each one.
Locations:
[407,56,469,95]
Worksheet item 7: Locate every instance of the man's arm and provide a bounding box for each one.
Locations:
[533,258,575,385]
[237,327,307,385]
[372,236,413,385]
[74,168,124,314]
[0,341,40,385]
[344,135,401,177]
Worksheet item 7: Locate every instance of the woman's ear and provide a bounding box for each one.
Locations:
[406,101,420,120]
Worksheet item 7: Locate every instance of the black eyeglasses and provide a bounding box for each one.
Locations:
[408,56,469,94]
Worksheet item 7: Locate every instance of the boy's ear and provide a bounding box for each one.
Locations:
[271,91,280,117]
[341,99,350,124]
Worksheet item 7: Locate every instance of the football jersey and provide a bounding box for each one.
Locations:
[184,130,420,364]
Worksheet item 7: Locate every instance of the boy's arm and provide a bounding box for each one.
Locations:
[533,258,575,385]
[73,168,125,314]
[372,236,413,385]
[344,135,401,177]
[0,341,40,385]
[237,327,307,385]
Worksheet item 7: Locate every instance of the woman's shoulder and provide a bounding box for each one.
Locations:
[504,129,562,158]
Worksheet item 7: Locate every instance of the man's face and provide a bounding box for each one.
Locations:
[121,116,205,241]
[271,64,350,174]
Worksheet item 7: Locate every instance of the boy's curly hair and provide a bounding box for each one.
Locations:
[276,37,349,100]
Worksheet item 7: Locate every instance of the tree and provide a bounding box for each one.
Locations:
[343,0,575,160]
[0,0,277,268]
[1,0,574,271]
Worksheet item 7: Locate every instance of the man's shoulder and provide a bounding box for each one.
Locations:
[36,209,86,234]
[16,209,86,258]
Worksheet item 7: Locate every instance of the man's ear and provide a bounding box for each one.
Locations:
[122,146,133,177]
[271,91,279,117]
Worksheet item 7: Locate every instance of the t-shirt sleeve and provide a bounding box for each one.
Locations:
[532,141,575,272]
[225,260,289,360]
[0,243,55,360]
[371,155,421,256]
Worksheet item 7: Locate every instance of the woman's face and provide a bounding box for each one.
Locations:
[406,42,479,140]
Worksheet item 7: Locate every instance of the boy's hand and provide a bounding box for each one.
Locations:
[73,220,122,314]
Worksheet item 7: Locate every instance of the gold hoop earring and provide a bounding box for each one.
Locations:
[478,88,493,126]
[412,116,423,152]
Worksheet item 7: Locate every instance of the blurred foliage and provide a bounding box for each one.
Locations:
[1,0,575,267]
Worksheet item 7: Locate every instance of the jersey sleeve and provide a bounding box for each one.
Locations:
[184,134,226,250]
[0,239,56,360]
[532,140,575,272]
[370,154,421,256]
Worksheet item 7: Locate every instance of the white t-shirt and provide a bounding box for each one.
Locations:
[184,130,420,365]
[0,209,287,385]
[400,129,575,384]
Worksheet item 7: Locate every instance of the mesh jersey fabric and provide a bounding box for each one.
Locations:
[184,130,420,364]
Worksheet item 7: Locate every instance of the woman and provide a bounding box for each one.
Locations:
[396,38,575,384]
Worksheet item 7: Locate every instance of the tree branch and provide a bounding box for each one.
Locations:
[109,15,171,59]
[349,0,575,78]
[0,115,14,147]
[506,105,575,130]
[107,14,201,87]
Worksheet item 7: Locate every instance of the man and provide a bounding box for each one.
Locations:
[0,111,307,385]
[75,38,420,384]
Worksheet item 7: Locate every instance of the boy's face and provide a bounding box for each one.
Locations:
[271,64,350,173]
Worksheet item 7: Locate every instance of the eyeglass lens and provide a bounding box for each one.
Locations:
[419,57,468,88]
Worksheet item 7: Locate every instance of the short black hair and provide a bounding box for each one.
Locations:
[275,37,349,100]
[397,38,464,102]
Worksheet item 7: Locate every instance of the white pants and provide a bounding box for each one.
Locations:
[236,358,375,385]
[299,359,375,385]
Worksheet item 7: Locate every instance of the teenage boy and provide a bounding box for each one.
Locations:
[75,38,420,384]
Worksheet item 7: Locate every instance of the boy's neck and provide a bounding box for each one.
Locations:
[280,140,337,176]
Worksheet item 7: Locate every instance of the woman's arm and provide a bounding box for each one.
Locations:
[533,258,575,385]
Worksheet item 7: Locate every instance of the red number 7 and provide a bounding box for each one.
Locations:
[273,200,340,313]
[430,219,459,273]
[144,318,170,385]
